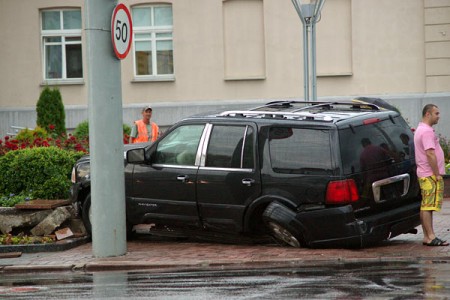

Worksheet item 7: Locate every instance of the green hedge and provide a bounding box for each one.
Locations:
[0,147,84,200]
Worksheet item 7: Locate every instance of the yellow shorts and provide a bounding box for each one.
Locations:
[418,176,444,212]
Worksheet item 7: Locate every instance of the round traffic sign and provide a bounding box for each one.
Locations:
[111,3,133,60]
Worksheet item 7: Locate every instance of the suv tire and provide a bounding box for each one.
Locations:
[263,202,303,248]
[81,193,92,235]
[81,193,134,239]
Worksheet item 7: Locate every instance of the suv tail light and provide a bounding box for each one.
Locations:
[363,118,381,125]
[326,179,359,204]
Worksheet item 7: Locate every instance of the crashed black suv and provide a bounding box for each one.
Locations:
[70,98,421,248]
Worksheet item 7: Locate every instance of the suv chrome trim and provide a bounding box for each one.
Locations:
[372,174,410,203]
[197,123,213,167]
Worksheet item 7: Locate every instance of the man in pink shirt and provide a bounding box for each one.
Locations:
[414,104,448,246]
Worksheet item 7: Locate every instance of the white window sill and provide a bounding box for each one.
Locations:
[224,76,266,81]
[132,76,175,83]
[41,79,85,86]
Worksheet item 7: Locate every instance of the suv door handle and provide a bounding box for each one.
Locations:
[242,178,255,187]
[177,175,189,183]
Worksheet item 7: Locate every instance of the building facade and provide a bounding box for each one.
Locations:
[0,0,449,137]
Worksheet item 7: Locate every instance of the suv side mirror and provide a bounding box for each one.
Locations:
[127,148,146,164]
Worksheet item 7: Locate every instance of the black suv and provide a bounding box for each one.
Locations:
[70,99,421,248]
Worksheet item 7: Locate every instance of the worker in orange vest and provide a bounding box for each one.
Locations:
[129,105,160,143]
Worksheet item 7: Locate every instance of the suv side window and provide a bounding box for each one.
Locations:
[154,124,205,165]
[206,125,254,169]
[269,127,332,174]
[339,116,414,174]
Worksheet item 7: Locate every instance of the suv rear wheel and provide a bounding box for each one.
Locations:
[266,221,301,248]
[263,201,304,248]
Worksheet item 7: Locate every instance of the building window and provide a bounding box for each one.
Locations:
[132,5,174,79]
[41,9,83,81]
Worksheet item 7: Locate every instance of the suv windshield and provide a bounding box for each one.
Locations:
[269,127,332,174]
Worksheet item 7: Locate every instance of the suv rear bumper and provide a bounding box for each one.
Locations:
[266,201,421,248]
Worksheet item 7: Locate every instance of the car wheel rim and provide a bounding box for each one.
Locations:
[268,221,301,248]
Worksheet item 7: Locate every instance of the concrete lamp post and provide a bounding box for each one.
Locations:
[291,0,326,101]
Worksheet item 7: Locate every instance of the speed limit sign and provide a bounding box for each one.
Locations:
[111,3,133,60]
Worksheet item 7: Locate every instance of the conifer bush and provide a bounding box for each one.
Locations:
[36,87,66,135]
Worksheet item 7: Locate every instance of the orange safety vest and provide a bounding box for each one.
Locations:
[133,120,159,143]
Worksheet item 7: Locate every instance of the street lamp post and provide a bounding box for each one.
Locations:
[291,0,325,101]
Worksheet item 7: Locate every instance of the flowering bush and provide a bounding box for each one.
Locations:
[0,125,89,156]
[439,134,450,164]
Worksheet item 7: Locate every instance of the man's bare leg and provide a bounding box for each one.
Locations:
[420,210,435,244]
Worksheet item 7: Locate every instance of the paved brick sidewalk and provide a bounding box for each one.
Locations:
[1,200,450,273]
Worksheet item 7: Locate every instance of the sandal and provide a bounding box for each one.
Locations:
[423,238,449,246]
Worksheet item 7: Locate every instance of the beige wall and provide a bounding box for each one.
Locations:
[425,0,450,91]
[0,0,88,107]
[0,0,448,109]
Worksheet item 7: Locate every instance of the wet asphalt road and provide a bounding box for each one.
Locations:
[1,259,450,299]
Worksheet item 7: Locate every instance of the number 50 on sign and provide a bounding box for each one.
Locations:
[111,3,133,60]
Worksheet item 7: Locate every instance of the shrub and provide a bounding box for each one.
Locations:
[36,87,66,135]
[73,120,89,140]
[15,126,48,143]
[439,134,450,163]
[0,147,84,200]
[0,191,33,207]
[123,123,131,136]
[73,120,131,144]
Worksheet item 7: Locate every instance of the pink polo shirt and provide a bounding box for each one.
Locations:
[413,122,445,178]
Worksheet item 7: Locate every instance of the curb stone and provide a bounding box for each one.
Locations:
[3,255,450,274]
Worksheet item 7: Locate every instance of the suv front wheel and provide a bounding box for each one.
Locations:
[262,202,304,248]
[81,193,92,235]
[80,192,134,239]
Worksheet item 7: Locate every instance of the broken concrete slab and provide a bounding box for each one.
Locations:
[67,218,87,236]
[30,206,72,236]
[0,208,52,234]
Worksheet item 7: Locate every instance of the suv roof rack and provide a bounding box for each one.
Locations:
[219,101,382,121]
[257,100,381,111]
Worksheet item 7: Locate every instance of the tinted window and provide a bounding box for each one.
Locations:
[206,125,254,169]
[339,117,414,174]
[154,125,204,165]
[269,127,332,174]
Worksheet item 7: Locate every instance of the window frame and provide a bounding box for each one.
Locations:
[203,124,254,170]
[131,4,175,81]
[268,126,334,174]
[40,8,83,85]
